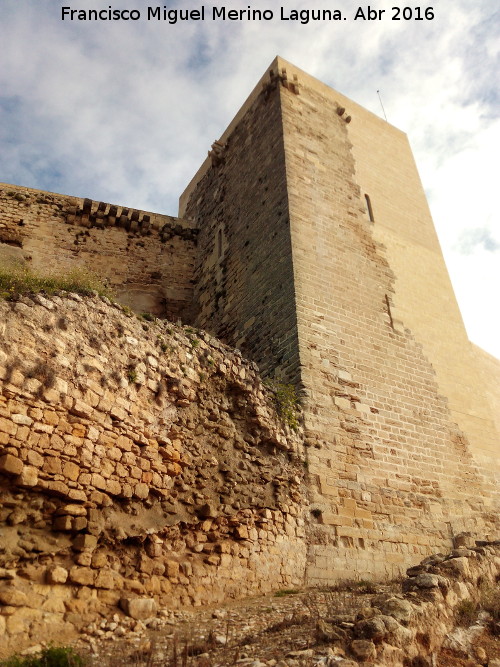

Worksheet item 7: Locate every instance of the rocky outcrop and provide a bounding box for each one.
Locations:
[0,293,307,656]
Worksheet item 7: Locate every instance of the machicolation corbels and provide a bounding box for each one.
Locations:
[67,198,152,233]
[208,140,227,167]
[262,67,300,97]
[64,197,199,243]
[336,104,352,123]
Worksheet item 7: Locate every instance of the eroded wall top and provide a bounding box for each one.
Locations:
[0,183,197,321]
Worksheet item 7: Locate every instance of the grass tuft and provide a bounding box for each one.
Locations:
[274,589,300,597]
[0,645,85,667]
[455,598,477,627]
[264,379,300,431]
[0,266,112,301]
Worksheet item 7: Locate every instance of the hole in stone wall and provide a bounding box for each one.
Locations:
[217,228,223,258]
[340,536,354,548]
[365,194,374,222]
[385,294,395,330]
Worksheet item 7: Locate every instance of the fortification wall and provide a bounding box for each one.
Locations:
[180,76,300,382]
[0,295,306,656]
[180,58,500,584]
[276,62,499,583]
[272,60,500,483]
[1,58,498,640]
[0,183,197,320]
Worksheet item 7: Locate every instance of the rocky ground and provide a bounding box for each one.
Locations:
[31,582,494,667]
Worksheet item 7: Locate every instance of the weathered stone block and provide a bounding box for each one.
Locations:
[105,479,122,495]
[234,525,249,540]
[119,597,157,620]
[377,597,413,624]
[41,597,66,613]
[53,515,73,531]
[72,534,98,552]
[197,503,218,519]
[11,414,33,426]
[72,517,88,531]
[43,456,62,475]
[16,466,38,487]
[0,454,23,476]
[91,473,106,490]
[46,566,69,584]
[68,566,95,586]
[62,461,80,481]
[71,400,93,418]
[94,569,118,590]
[133,483,149,499]
[0,417,17,436]
[55,503,87,517]
[350,639,376,661]
[0,589,28,606]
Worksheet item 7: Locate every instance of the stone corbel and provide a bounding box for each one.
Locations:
[208,140,226,167]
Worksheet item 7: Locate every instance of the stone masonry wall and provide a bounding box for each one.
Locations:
[0,294,307,656]
[179,58,499,585]
[277,60,499,582]
[265,60,500,486]
[0,183,197,320]
[181,73,301,382]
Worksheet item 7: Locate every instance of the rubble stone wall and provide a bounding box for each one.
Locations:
[0,295,307,656]
[0,183,197,321]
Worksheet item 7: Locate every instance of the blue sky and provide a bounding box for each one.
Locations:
[1,0,499,357]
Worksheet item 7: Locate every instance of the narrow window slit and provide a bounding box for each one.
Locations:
[217,228,223,258]
[365,194,374,222]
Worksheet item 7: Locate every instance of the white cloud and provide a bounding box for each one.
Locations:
[0,0,498,357]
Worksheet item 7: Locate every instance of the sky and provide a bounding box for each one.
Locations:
[1,0,499,358]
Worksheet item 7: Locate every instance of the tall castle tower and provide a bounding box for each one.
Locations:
[180,57,500,580]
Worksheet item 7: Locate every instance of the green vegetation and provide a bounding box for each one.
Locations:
[274,589,300,597]
[0,266,112,301]
[0,645,85,667]
[455,584,500,628]
[264,379,300,431]
[325,578,378,595]
[481,584,500,622]
[158,337,169,353]
[455,598,477,627]
[140,312,155,322]
[127,368,138,384]
[27,361,56,390]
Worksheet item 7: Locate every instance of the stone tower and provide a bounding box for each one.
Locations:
[180,57,500,580]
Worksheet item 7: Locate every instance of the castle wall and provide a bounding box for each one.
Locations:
[276,64,499,581]
[0,183,197,321]
[0,295,306,655]
[1,56,498,605]
[273,62,500,483]
[180,77,300,381]
[180,57,499,583]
